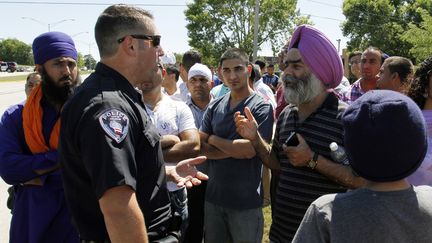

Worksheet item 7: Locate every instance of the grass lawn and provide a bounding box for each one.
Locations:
[263,205,272,243]
[0,74,28,82]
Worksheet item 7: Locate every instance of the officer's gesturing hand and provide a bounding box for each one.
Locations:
[166,156,209,188]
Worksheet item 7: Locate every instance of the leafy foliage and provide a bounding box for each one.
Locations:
[342,0,432,62]
[83,54,97,70]
[0,38,90,68]
[185,0,310,66]
[402,9,432,63]
[0,39,33,65]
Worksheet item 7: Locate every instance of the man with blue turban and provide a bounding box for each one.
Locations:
[0,31,80,242]
[293,90,432,242]
[234,25,367,242]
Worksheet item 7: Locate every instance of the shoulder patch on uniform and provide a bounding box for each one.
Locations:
[99,109,129,143]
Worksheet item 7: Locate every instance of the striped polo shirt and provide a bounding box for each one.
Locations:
[269,92,349,242]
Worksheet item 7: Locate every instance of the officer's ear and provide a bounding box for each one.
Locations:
[118,36,136,56]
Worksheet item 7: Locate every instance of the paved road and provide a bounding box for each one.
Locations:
[0,80,25,243]
[0,74,89,242]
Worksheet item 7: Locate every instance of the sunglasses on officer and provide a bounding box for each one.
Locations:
[117,34,161,47]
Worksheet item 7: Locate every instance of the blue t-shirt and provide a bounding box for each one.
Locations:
[262,73,279,87]
[200,93,274,209]
[210,83,230,99]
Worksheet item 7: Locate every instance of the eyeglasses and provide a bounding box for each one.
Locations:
[117,34,161,47]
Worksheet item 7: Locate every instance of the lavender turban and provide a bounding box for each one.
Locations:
[32,32,78,65]
[289,25,343,89]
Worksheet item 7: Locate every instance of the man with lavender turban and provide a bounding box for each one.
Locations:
[233,24,366,242]
[288,24,343,89]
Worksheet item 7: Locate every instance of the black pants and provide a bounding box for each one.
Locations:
[183,181,207,243]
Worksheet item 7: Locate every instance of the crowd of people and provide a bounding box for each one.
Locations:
[0,3,431,243]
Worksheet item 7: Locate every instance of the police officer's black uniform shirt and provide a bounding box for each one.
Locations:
[59,62,172,241]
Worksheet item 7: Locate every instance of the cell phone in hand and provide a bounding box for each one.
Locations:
[284,132,299,146]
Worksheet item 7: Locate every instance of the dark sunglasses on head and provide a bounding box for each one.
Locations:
[117,34,161,47]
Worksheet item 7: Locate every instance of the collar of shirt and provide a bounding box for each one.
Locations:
[186,95,208,112]
[95,62,142,102]
[253,78,264,89]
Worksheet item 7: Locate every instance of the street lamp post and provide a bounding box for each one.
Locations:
[48,19,75,31]
[77,40,95,55]
[21,17,75,32]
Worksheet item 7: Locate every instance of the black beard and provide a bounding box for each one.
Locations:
[40,67,77,106]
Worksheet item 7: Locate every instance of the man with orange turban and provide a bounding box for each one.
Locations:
[0,31,80,243]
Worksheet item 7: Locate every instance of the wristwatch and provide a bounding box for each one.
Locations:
[307,152,319,170]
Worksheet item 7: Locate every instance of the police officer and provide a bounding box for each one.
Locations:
[59,4,207,243]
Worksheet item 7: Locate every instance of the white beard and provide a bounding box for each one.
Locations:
[283,73,324,105]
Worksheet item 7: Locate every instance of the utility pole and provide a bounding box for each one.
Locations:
[252,0,260,61]
[336,39,341,54]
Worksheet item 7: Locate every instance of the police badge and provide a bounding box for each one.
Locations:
[99,109,129,143]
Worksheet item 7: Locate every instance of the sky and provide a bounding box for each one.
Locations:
[0,0,348,62]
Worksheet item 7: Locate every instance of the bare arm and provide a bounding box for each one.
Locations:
[99,185,148,243]
[234,107,280,169]
[160,134,181,149]
[199,132,229,160]
[163,129,200,163]
[250,132,280,169]
[284,134,366,189]
[208,135,256,159]
[313,155,366,189]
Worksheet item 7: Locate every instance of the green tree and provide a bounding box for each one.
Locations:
[185,0,310,66]
[0,38,33,65]
[83,54,97,70]
[76,53,84,68]
[402,9,432,63]
[342,0,432,61]
[174,53,183,64]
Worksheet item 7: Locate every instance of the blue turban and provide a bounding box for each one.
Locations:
[343,90,427,182]
[32,32,77,65]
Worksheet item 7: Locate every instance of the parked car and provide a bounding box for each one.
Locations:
[25,66,35,72]
[0,62,7,72]
[6,62,17,72]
